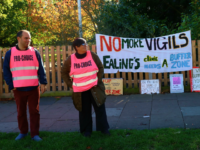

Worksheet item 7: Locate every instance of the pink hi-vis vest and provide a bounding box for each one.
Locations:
[70,50,99,92]
[10,46,39,88]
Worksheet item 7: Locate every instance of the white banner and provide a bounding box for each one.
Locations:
[96,31,192,73]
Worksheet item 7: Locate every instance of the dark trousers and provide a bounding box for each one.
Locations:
[13,86,40,138]
[79,90,109,133]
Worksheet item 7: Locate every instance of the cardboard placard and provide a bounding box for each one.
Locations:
[140,79,161,94]
[102,78,123,95]
[170,74,184,93]
[189,67,200,92]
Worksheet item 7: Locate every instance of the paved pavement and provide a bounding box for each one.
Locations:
[1,93,200,133]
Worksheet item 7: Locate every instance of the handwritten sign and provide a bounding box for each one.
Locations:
[190,67,200,92]
[140,79,160,94]
[170,74,184,93]
[102,78,123,95]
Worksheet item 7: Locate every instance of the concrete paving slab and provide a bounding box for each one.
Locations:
[105,101,127,108]
[128,94,152,102]
[0,112,18,122]
[12,127,20,133]
[0,103,16,112]
[183,116,200,129]
[92,116,119,131]
[181,107,200,116]
[177,93,200,101]
[40,103,73,119]
[40,119,57,131]
[121,102,151,116]
[39,97,57,105]
[0,111,17,121]
[60,108,79,120]
[92,108,123,117]
[153,93,177,100]
[39,105,51,112]
[106,95,130,102]
[116,116,150,130]
[48,120,79,132]
[55,97,73,103]
[151,100,180,115]
[178,100,200,107]
[1,93,200,133]
[150,114,184,129]
[0,122,18,132]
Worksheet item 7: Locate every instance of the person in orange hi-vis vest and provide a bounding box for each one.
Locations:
[61,38,110,137]
[3,30,47,141]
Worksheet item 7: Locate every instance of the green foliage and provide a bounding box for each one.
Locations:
[174,0,200,40]
[0,0,198,47]
[90,0,193,43]
[96,2,161,38]
[0,0,13,18]
[120,0,192,27]
[0,0,28,47]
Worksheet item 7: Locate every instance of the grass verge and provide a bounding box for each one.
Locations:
[1,128,200,150]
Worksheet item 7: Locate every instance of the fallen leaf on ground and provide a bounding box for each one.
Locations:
[86,146,91,149]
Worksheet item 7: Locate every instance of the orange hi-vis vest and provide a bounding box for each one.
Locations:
[10,46,39,88]
[70,50,99,92]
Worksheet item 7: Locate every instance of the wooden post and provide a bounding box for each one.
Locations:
[68,46,73,91]
[51,46,56,91]
[139,72,143,80]
[192,40,196,67]
[152,73,156,79]
[92,45,96,53]
[134,73,137,87]
[45,46,50,91]
[39,46,43,62]
[62,45,67,90]
[198,40,200,67]
[116,71,120,78]
[3,48,9,93]
[128,72,132,88]
[164,72,168,86]
[57,46,62,91]
[145,73,149,80]
[122,72,126,87]
[158,73,162,81]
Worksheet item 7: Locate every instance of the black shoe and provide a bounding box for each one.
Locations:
[84,132,91,137]
[102,130,111,136]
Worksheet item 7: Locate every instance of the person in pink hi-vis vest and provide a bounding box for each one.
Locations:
[61,38,110,137]
[3,30,47,141]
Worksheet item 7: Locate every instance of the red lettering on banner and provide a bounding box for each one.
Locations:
[100,36,112,51]
[113,37,121,52]
[112,90,121,94]
[100,36,122,52]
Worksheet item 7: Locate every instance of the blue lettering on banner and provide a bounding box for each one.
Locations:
[170,52,191,61]
[144,64,161,69]
[170,52,191,69]
[171,60,190,68]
